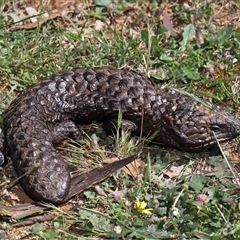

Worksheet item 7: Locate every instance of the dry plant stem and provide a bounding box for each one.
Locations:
[212,131,240,186]
[12,214,56,227]
[215,204,228,224]
[171,188,185,214]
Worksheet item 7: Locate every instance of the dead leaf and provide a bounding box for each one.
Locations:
[162,11,177,37]
[59,203,72,212]
[121,158,144,177]
[25,7,39,23]
[164,165,185,178]
[94,20,105,31]
[10,1,71,30]
[103,157,144,177]
[196,28,204,45]
[102,157,120,164]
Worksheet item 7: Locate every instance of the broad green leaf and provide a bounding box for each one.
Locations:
[151,36,163,55]
[94,0,113,7]
[189,174,209,192]
[32,223,45,233]
[83,190,96,199]
[182,67,200,80]
[216,26,233,46]
[180,24,196,51]
[160,54,174,62]
[207,26,233,46]
[234,31,240,43]
[141,29,149,46]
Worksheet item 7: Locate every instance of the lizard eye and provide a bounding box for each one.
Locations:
[211,125,220,131]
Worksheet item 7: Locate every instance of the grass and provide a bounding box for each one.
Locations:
[0,0,240,239]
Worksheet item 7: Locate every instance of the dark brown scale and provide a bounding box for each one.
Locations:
[3,67,240,203]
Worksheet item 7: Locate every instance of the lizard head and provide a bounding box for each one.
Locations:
[159,94,240,152]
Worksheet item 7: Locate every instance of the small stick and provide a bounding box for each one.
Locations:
[212,130,240,186]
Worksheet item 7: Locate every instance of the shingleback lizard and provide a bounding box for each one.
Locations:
[2,67,240,203]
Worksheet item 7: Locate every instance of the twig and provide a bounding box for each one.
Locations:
[212,131,240,186]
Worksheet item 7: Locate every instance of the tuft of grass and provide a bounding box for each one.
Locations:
[62,111,142,170]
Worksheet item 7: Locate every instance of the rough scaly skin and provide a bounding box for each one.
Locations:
[3,68,240,203]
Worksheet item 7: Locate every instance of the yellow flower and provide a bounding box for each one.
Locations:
[134,197,152,215]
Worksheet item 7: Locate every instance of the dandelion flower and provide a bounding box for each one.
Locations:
[134,197,152,215]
